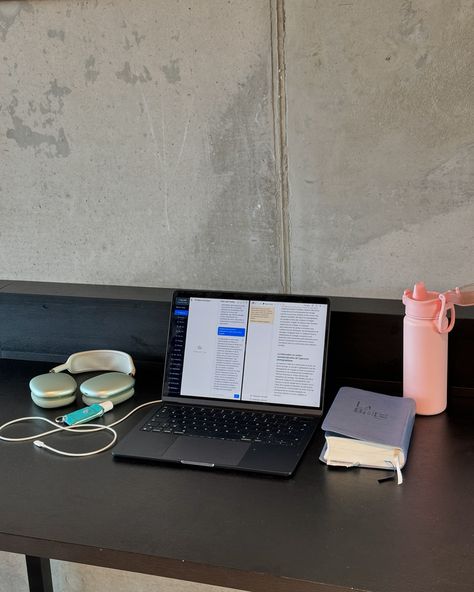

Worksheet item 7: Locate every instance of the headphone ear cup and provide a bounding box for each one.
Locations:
[79,372,135,406]
[81,388,135,406]
[30,373,77,408]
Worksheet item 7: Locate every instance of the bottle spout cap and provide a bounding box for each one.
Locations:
[403,281,473,330]
[402,281,440,319]
[412,282,428,301]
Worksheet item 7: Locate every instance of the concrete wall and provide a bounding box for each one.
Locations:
[2,0,471,299]
[0,550,242,592]
[286,0,474,296]
[1,1,473,591]
[1,0,283,292]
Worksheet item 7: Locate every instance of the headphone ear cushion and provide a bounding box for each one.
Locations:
[81,387,135,406]
[30,373,77,408]
[79,372,135,406]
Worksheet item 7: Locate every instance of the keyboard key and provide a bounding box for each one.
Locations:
[142,405,313,446]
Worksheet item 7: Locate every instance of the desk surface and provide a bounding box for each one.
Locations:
[0,360,473,592]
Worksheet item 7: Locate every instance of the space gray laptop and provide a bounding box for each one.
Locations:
[113,290,330,476]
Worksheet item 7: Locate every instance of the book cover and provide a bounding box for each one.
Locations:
[322,387,416,449]
[320,387,416,480]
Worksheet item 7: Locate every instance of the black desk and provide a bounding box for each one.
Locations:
[1,359,473,592]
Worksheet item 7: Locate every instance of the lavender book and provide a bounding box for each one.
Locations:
[320,387,416,475]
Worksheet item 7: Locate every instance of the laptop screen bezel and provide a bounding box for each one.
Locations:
[161,289,331,417]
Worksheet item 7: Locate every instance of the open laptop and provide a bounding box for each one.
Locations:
[113,290,330,476]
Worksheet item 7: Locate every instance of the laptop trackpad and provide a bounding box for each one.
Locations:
[162,436,250,466]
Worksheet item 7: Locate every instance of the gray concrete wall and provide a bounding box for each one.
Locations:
[1,1,472,299]
[1,1,473,591]
[1,0,283,292]
[0,550,244,592]
[285,0,474,297]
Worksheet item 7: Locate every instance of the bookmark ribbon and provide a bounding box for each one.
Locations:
[378,457,403,485]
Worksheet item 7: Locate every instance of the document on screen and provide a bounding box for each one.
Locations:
[242,301,327,406]
[180,298,249,400]
[179,297,327,408]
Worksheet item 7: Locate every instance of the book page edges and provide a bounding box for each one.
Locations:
[322,439,406,469]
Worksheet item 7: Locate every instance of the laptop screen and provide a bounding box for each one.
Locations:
[163,291,330,412]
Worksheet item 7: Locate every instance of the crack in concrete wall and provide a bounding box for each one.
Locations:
[271,0,291,293]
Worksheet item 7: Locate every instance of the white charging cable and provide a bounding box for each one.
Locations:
[33,421,118,457]
[0,399,162,458]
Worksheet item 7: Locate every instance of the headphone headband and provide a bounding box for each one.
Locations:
[50,350,136,376]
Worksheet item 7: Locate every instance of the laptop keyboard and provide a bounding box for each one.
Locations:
[140,404,315,447]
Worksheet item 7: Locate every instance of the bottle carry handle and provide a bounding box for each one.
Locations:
[437,284,474,334]
[437,296,455,334]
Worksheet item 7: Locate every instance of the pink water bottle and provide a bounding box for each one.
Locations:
[402,282,474,415]
[402,283,448,414]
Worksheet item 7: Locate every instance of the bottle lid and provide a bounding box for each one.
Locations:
[402,282,441,319]
[442,284,474,306]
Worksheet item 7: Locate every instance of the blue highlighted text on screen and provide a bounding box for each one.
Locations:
[217,327,246,337]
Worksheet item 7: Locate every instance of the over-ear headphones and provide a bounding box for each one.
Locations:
[29,350,136,409]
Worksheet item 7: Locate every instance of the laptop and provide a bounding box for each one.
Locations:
[113,290,330,476]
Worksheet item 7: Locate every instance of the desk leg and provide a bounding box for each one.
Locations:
[25,556,54,592]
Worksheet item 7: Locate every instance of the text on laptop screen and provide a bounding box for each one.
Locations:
[165,296,328,409]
